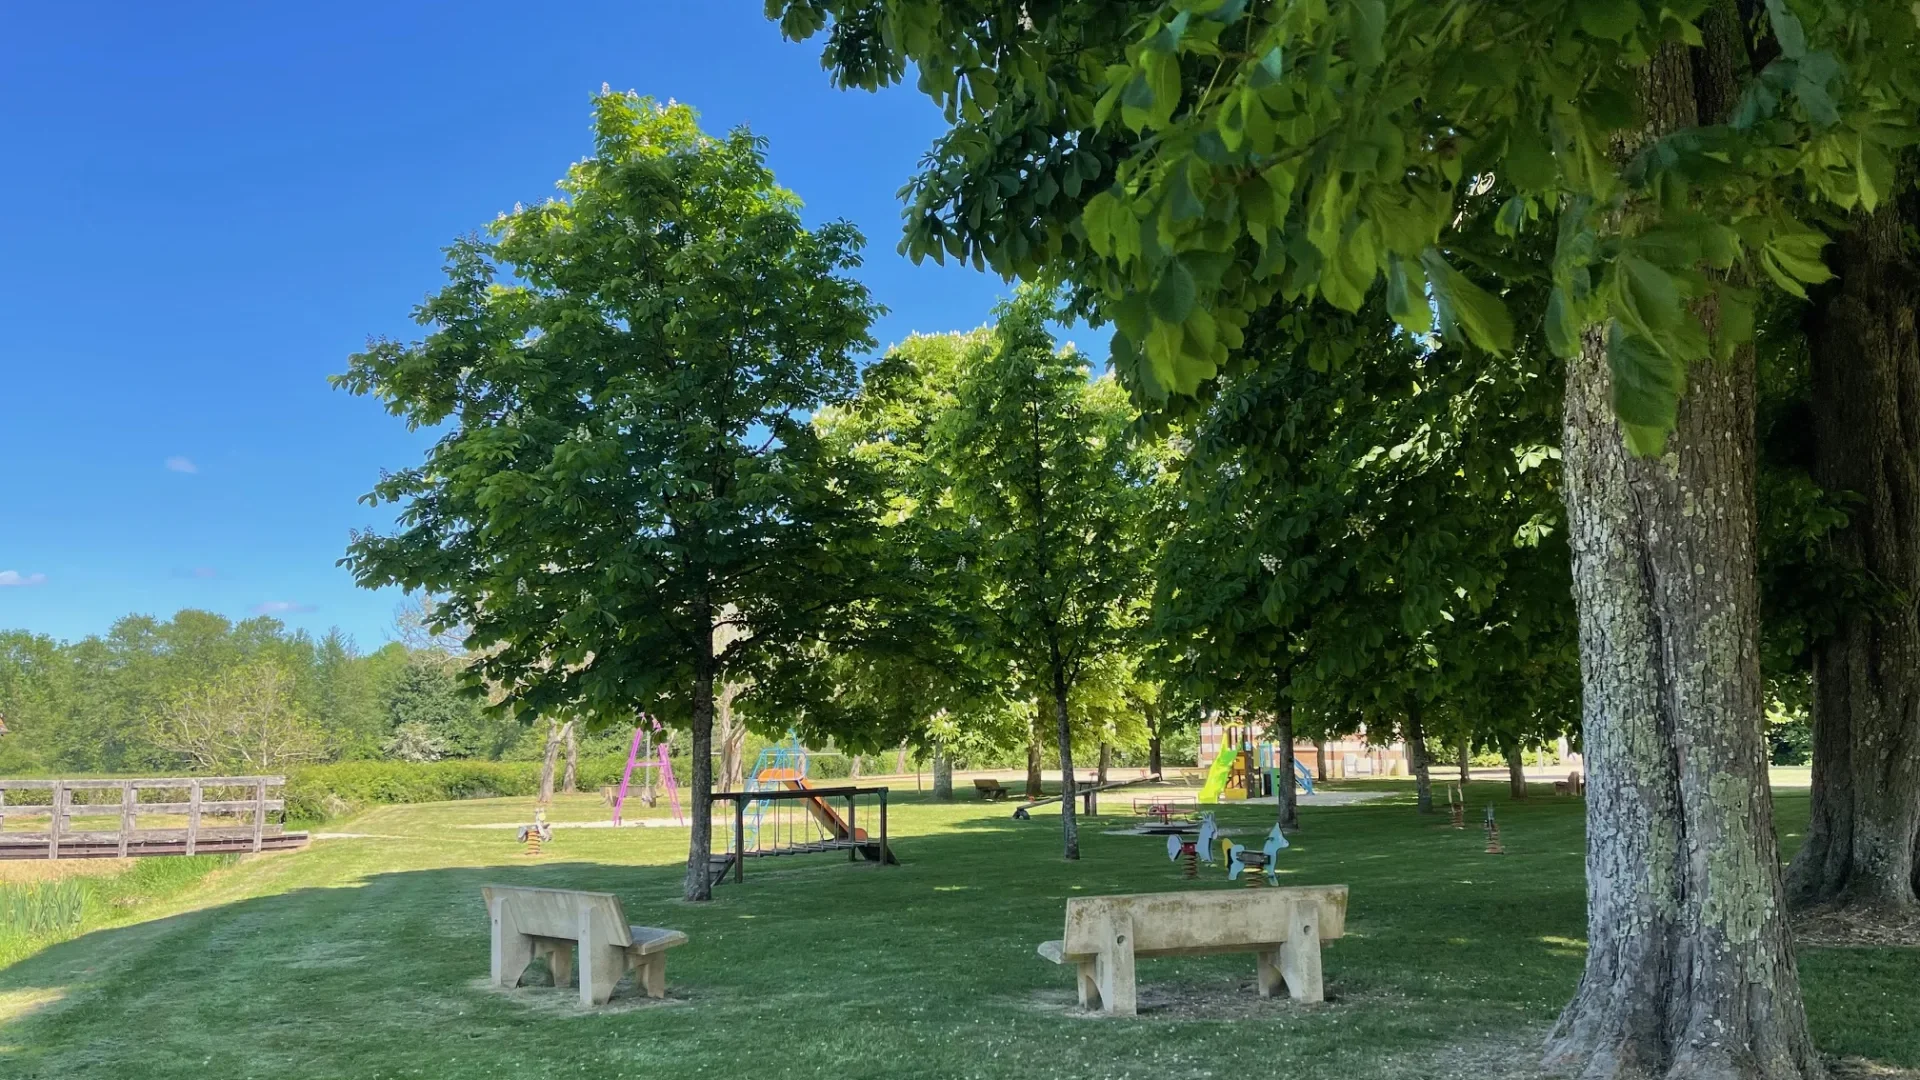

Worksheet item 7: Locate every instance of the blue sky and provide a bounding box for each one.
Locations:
[0,1,1029,648]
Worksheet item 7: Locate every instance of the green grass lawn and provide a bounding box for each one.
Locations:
[0,783,1912,1079]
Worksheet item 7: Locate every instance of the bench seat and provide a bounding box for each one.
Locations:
[1038,885,1347,1015]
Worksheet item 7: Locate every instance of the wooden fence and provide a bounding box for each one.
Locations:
[0,777,308,860]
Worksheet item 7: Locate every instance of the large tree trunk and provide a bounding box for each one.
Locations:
[1145,702,1163,777]
[537,720,562,804]
[1504,740,1528,801]
[683,621,717,902]
[1544,25,1821,1077]
[561,722,578,794]
[1026,714,1045,799]
[931,744,953,800]
[1274,679,1298,832]
[1785,198,1920,913]
[1406,697,1433,814]
[1315,739,1328,783]
[1053,664,1080,861]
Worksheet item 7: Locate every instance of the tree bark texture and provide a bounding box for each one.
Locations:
[1457,735,1472,791]
[1053,671,1080,861]
[1097,741,1111,785]
[931,745,953,800]
[1786,198,1920,912]
[1026,717,1044,800]
[716,685,745,793]
[1274,693,1299,832]
[683,618,717,902]
[1145,701,1163,777]
[537,720,561,804]
[1544,28,1820,1079]
[1505,740,1529,801]
[1406,698,1433,814]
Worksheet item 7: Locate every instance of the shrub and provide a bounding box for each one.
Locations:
[284,754,652,822]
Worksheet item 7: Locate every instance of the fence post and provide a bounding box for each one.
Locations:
[251,778,267,853]
[48,781,64,860]
[187,780,202,856]
[118,781,135,858]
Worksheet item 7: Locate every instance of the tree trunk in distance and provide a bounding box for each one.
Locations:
[931,745,953,800]
[1053,669,1080,861]
[715,687,745,793]
[1504,741,1528,801]
[1145,701,1162,777]
[1316,740,1328,783]
[1457,735,1471,791]
[1097,742,1110,785]
[1274,689,1299,833]
[1545,18,1821,1075]
[1406,698,1433,814]
[560,722,578,794]
[537,720,561,804]
[896,740,910,774]
[850,753,862,779]
[683,615,717,903]
[1786,197,1920,913]
[1026,715,1044,800]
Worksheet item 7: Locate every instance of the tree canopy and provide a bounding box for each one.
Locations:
[336,91,881,900]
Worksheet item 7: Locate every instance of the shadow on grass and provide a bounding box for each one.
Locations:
[0,787,1907,1080]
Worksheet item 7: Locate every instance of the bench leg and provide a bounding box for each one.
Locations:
[533,939,574,989]
[1093,914,1137,1016]
[579,943,628,1007]
[491,919,534,989]
[1074,961,1097,1009]
[1256,949,1283,999]
[1279,904,1324,1003]
[636,952,667,999]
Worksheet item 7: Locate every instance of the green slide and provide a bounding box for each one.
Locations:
[1198,745,1237,804]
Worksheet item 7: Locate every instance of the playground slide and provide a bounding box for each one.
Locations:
[1198,747,1237,804]
[1294,759,1316,796]
[775,776,867,841]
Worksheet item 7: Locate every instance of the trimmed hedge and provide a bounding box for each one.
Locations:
[284,754,684,822]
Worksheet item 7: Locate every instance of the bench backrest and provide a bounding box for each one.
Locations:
[974,778,1005,789]
[1059,885,1347,959]
[482,885,632,948]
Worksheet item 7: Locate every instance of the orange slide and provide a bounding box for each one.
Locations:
[752,770,869,841]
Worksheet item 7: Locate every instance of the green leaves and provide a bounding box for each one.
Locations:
[1759,227,1835,298]
[1607,324,1685,456]
[340,92,882,747]
[1578,0,1644,41]
[1421,250,1514,355]
[1386,254,1432,336]
[1151,260,1198,322]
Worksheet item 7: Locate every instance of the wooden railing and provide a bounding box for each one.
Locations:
[0,777,307,860]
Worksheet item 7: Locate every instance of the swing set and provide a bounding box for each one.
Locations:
[611,717,683,826]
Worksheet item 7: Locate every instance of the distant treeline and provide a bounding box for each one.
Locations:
[0,609,635,776]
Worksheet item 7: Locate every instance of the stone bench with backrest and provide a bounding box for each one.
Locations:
[1037,885,1348,1015]
[482,884,687,1006]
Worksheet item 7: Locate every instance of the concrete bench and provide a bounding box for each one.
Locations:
[974,778,1011,801]
[482,884,687,1006]
[1037,885,1347,1015]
